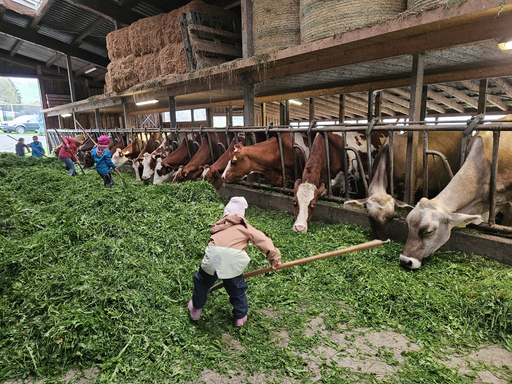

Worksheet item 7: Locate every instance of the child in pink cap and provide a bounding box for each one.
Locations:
[188,196,281,327]
[91,135,117,188]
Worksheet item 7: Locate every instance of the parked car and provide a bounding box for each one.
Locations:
[0,115,40,134]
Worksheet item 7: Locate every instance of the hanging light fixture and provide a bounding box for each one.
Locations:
[498,37,512,50]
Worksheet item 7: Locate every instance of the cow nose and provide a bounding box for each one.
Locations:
[142,176,148,180]
[400,258,413,269]
[293,224,307,233]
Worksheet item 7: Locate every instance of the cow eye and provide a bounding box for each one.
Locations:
[423,229,434,236]
[310,202,316,208]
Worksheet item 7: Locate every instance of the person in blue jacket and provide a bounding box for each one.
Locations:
[91,135,117,188]
[29,136,45,157]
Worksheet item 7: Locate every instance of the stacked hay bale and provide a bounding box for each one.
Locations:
[300,0,407,44]
[407,0,444,12]
[105,0,239,93]
[253,0,300,55]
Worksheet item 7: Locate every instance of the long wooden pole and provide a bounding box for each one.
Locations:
[52,127,85,174]
[208,239,389,293]
[7,134,47,157]
[75,119,124,181]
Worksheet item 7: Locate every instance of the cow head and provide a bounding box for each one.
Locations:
[201,165,223,190]
[172,165,187,184]
[221,144,249,183]
[83,151,95,169]
[141,152,155,180]
[153,158,175,184]
[293,179,325,233]
[345,194,412,241]
[400,198,482,269]
[131,158,143,181]
[112,148,130,167]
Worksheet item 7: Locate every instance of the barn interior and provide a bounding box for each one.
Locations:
[1,0,512,262]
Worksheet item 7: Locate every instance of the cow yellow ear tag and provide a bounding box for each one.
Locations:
[233,155,237,161]
[457,221,466,228]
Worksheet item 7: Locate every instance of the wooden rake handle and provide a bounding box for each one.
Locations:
[52,128,85,174]
[207,238,389,293]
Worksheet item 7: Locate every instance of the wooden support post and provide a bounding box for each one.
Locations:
[404,52,425,205]
[241,0,253,59]
[168,96,177,127]
[309,97,315,123]
[261,103,267,126]
[242,73,254,126]
[367,90,374,122]
[478,79,488,115]
[421,85,429,198]
[94,108,101,129]
[227,106,233,126]
[122,99,129,129]
[375,92,382,121]
[65,54,76,103]
[339,94,345,123]
[191,108,195,128]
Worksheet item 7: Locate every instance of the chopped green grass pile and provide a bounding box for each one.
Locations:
[0,153,511,383]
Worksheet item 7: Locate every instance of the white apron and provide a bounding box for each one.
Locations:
[201,245,251,279]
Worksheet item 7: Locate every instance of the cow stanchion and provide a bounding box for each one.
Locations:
[75,120,128,188]
[52,128,85,175]
[7,134,47,157]
[208,239,389,293]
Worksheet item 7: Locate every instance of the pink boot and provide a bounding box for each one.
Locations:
[188,300,201,320]
[235,315,247,327]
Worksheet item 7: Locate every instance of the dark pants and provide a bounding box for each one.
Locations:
[100,172,115,188]
[60,157,76,176]
[192,267,248,319]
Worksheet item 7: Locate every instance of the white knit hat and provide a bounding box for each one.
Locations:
[223,196,248,217]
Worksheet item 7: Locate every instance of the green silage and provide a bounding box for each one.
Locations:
[0,153,511,383]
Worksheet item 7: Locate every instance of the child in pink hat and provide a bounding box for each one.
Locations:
[188,196,281,327]
[91,135,117,188]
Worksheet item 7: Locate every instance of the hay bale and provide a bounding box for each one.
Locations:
[159,44,189,76]
[109,55,139,92]
[106,27,132,60]
[104,71,112,93]
[135,53,161,83]
[253,0,300,55]
[300,0,406,44]
[129,14,166,56]
[407,0,444,12]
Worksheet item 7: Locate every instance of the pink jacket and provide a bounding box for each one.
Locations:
[208,213,281,262]
[58,137,77,159]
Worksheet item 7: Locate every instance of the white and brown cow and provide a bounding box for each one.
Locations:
[221,133,310,186]
[399,131,512,269]
[201,136,246,190]
[172,133,229,184]
[130,134,162,181]
[153,138,199,184]
[112,138,142,167]
[141,138,172,181]
[345,131,462,240]
[292,131,386,233]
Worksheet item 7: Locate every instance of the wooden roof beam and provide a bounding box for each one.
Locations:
[45,52,62,67]
[460,80,508,111]
[434,84,479,109]
[390,88,446,114]
[29,0,56,29]
[491,77,512,99]
[426,89,465,113]
[9,39,23,56]
[71,17,108,46]
[0,21,109,67]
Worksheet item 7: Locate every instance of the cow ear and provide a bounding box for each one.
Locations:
[393,199,414,218]
[344,199,368,211]
[234,143,244,150]
[449,212,483,228]
[294,178,302,192]
[316,183,325,196]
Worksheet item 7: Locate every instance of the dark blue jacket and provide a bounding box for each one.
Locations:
[91,147,116,175]
[29,142,45,157]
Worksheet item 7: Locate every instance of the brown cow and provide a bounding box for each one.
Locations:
[221,133,309,186]
[172,133,229,183]
[153,138,199,184]
[112,138,142,167]
[292,131,385,233]
[345,131,463,241]
[201,136,246,190]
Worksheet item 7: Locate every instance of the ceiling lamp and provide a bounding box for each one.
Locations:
[135,99,159,106]
[61,113,72,117]
[289,99,303,105]
[84,67,97,74]
[498,37,512,50]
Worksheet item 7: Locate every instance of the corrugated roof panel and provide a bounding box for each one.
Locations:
[0,33,18,51]
[131,2,163,18]
[3,9,31,28]
[17,40,55,62]
[78,42,108,57]
[37,25,74,44]
[41,0,99,35]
